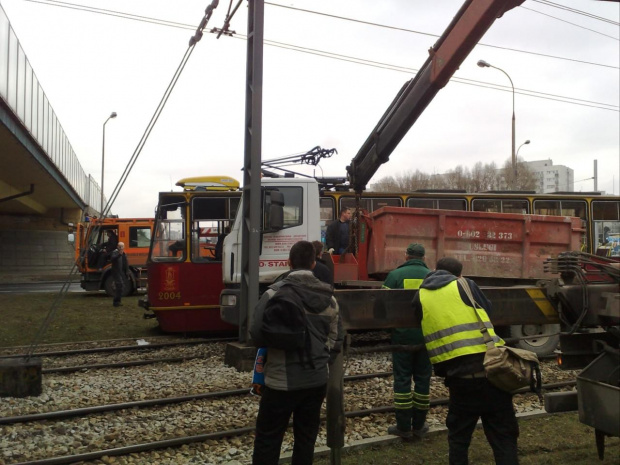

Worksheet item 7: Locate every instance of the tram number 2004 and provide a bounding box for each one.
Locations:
[159,291,181,300]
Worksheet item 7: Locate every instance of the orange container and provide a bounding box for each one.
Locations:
[366,206,584,280]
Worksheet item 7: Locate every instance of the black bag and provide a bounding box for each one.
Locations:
[261,284,308,351]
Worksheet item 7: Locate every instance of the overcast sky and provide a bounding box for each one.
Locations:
[2,0,618,217]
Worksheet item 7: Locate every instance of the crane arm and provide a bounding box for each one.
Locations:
[346,0,524,193]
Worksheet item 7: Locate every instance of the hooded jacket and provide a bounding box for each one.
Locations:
[412,270,502,378]
[250,270,343,391]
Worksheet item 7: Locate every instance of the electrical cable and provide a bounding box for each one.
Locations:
[17,0,618,111]
[20,0,620,70]
[521,6,620,40]
[532,0,620,26]
[102,0,221,217]
[25,0,221,360]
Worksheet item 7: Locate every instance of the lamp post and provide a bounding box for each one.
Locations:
[516,139,530,157]
[477,59,516,188]
[101,112,117,216]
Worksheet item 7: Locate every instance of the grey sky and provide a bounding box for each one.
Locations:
[2,0,618,217]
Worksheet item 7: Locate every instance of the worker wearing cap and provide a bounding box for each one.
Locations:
[382,243,432,440]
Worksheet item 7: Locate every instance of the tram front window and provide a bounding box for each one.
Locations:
[151,202,185,262]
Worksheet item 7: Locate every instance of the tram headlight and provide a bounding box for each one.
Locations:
[220,294,237,307]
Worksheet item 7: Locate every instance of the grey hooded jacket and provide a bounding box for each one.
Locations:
[250,270,343,391]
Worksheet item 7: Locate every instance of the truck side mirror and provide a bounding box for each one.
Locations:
[268,190,284,231]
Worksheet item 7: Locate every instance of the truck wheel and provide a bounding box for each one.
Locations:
[509,323,560,357]
[104,275,133,297]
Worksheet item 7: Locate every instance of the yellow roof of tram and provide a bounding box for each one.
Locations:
[176,176,240,191]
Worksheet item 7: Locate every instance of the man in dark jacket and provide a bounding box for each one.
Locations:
[110,242,128,307]
[325,207,351,254]
[96,229,119,269]
[412,257,518,465]
[383,243,432,440]
[250,241,343,465]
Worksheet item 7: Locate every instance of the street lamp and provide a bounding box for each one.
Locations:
[477,59,517,188]
[516,139,530,157]
[101,112,117,216]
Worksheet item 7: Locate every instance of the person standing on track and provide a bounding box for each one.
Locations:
[383,243,432,440]
[110,242,128,307]
[250,240,343,465]
[412,257,518,465]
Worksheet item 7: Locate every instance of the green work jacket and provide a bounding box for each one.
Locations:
[382,258,430,344]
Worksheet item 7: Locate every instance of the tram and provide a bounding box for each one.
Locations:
[142,176,241,333]
[143,177,619,333]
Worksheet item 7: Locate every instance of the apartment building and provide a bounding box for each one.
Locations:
[526,159,574,193]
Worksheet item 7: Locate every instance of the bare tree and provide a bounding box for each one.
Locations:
[500,157,537,191]
[371,170,432,191]
[371,158,534,193]
[469,161,499,192]
[443,165,470,190]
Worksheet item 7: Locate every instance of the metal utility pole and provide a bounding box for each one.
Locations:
[239,0,264,343]
[594,160,598,192]
[101,112,117,216]
[477,60,516,188]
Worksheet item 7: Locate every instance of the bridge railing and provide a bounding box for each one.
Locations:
[0,5,104,213]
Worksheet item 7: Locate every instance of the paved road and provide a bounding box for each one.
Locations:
[0,282,84,293]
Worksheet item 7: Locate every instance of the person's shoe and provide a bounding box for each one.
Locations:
[113,302,122,307]
[387,425,413,440]
[412,422,429,440]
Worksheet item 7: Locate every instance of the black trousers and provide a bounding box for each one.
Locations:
[445,377,519,465]
[112,271,124,304]
[252,384,327,465]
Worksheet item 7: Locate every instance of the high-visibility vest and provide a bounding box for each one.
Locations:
[419,280,504,364]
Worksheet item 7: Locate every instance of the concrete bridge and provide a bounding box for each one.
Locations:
[0,5,103,279]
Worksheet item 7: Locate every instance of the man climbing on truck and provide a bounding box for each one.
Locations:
[325,207,352,255]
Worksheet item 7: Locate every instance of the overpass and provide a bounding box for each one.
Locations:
[0,5,104,278]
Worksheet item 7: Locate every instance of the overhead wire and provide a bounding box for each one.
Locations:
[531,0,620,26]
[16,0,620,112]
[264,2,620,66]
[102,0,223,217]
[252,35,618,111]
[26,0,226,359]
[21,0,620,70]
[521,6,620,40]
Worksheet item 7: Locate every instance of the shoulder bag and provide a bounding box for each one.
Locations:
[458,277,542,399]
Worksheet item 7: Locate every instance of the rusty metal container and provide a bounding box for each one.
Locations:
[366,206,583,279]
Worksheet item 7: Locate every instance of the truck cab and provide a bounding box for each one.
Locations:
[220,177,321,325]
[72,217,154,296]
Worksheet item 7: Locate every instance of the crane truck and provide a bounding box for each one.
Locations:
[217,0,619,455]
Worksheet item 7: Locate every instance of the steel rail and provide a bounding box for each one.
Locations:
[1,374,573,427]
[0,372,394,426]
[0,338,235,359]
[42,355,206,374]
[7,385,573,465]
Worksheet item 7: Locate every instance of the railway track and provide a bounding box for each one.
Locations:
[0,336,235,359]
[0,351,577,465]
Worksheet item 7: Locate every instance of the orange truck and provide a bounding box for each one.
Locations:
[71,217,154,296]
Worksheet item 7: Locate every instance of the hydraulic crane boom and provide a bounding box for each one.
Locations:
[346,0,524,193]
